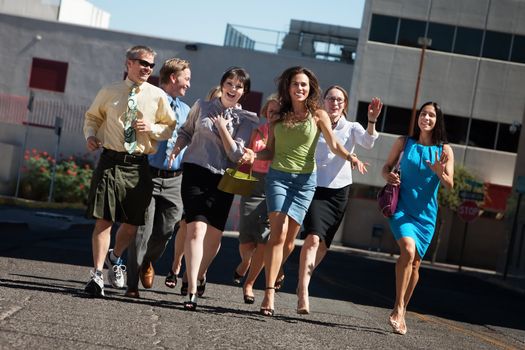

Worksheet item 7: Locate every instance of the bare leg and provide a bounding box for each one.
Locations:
[171,220,186,275]
[113,223,139,258]
[390,237,416,334]
[243,242,265,298]
[198,226,223,280]
[297,233,328,313]
[403,257,422,309]
[183,221,207,295]
[92,219,113,270]
[236,242,256,277]
[260,212,300,314]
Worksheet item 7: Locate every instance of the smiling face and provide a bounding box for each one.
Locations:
[324,88,347,119]
[173,68,191,97]
[266,100,280,120]
[220,78,244,108]
[127,52,154,84]
[418,104,437,132]
[288,73,310,104]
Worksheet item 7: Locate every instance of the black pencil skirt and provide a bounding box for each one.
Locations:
[181,162,234,232]
[301,185,350,248]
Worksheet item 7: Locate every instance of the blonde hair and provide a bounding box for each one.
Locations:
[206,85,222,101]
[159,58,190,85]
[261,93,279,118]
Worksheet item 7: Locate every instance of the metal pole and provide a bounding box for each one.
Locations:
[503,192,523,279]
[458,221,469,272]
[48,117,62,202]
[409,37,432,136]
[14,91,34,198]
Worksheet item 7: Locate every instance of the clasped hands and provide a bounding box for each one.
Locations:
[210,113,255,166]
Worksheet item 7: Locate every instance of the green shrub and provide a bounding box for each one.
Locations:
[20,149,94,204]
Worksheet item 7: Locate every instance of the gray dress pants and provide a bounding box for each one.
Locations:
[126,174,183,290]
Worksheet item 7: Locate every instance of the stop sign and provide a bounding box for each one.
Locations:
[458,200,480,222]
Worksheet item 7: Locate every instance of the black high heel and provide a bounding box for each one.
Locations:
[180,281,188,296]
[165,270,177,289]
[233,269,244,285]
[259,287,275,316]
[197,278,206,297]
[183,294,197,311]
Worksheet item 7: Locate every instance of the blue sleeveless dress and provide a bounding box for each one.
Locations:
[389,138,443,258]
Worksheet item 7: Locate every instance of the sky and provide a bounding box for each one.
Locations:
[88,0,365,47]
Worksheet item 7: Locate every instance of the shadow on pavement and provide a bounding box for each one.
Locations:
[2,220,524,332]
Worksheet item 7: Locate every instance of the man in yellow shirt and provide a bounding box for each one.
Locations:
[83,45,176,297]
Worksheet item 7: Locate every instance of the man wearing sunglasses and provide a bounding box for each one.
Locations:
[83,45,176,297]
[125,58,192,298]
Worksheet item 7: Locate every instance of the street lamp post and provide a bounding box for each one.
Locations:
[409,37,432,136]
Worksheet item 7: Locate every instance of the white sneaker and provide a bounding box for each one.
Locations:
[104,249,126,289]
[84,270,105,297]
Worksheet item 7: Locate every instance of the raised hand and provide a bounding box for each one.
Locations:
[426,150,448,176]
[367,97,383,121]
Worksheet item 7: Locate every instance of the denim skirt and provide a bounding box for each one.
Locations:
[265,167,316,225]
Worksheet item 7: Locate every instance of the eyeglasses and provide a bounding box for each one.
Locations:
[325,96,345,104]
[132,59,155,69]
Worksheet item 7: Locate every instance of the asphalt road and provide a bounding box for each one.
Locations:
[0,207,524,349]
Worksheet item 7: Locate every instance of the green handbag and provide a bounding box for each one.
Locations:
[217,164,259,196]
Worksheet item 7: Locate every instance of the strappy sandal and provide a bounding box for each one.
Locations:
[389,315,407,335]
[183,294,197,311]
[274,275,285,291]
[165,270,177,289]
[259,287,275,316]
[197,277,206,297]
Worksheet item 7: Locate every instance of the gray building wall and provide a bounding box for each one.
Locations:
[349,0,525,187]
[0,13,354,194]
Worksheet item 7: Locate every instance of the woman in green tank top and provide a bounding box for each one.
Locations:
[256,66,362,316]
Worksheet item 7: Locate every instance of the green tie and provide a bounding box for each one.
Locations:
[124,85,138,153]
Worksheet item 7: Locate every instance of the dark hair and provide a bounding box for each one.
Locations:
[412,101,448,145]
[220,67,251,93]
[277,66,321,116]
[323,85,349,116]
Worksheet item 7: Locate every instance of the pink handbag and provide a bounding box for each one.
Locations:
[377,138,407,217]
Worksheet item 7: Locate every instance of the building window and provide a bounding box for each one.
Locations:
[356,101,370,130]
[496,122,520,153]
[445,114,468,145]
[453,26,483,56]
[369,14,398,44]
[427,22,454,52]
[383,105,411,135]
[397,18,426,48]
[468,119,497,149]
[482,31,511,61]
[511,35,525,64]
[29,58,68,92]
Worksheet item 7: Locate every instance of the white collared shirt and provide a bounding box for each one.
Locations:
[315,117,378,188]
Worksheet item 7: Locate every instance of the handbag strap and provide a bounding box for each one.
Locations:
[394,137,408,172]
[232,162,253,177]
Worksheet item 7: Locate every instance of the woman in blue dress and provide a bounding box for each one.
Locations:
[382,101,454,335]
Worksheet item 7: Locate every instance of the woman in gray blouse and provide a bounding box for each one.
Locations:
[170,67,258,310]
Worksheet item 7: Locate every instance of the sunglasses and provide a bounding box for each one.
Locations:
[132,59,155,69]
